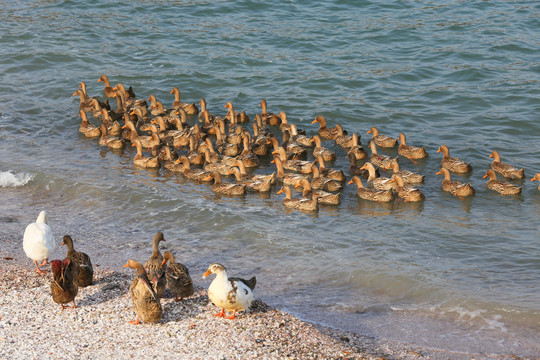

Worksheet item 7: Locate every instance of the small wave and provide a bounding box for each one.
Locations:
[0,170,35,187]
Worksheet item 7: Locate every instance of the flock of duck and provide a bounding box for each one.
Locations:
[74,75,539,212]
[23,210,255,323]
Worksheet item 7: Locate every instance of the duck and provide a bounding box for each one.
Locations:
[360,162,396,191]
[132,139,161,168]
[316,154,346,182]
[50,258,79,310]
[311,115,339,140]
[531,173,540,190]
[62,235,93,287]
[175,155,212,181]
[203,149,236,176]
[348,176,394,202]
[295,178,340,206]
[391,175,425,202]
[113,83,145,110]
[386,159,425,185]
[100,108,122,136]
[125,120,159,149]
[259,99,281,126]
[237,134,260,169]
[187,135,204,166]
[124,259,162,324]
[398,133,428,160]
[489,150,525,179]
[437,145,472,173]
[78,81,110,111]
[162,146,187,172]
[224,102,249,124]
[73,88,94,113]
[161,251,193,301]
[311,164,343,192]
[273,147,314,174]
[204,171,246,196]
[347,133,368,160]
[150,100,169,117]
[271,156,312,187]
[23,210,55,274]
[215,129,241,157]
[228,167,274,193]
[311,134,337,162]
[277,186,319,212]
[436,168,475,198]
[348,153,370,179]
[97,74,116,98]
[236,158,275,185]
[198,98,218,122]
[170,87,199,115]
[334,124,354,148]
[203,263,256,320]
[289,123,311,147]
[282,130,307,158]
[78,110,101,138]
[367,127,397,148]
[369,141,396,169]
[251,121,271,156]
[144,231,167,298]
[278,111,292,132]
[483,169,522,195]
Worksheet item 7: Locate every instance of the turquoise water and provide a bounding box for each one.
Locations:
[1,1,539,357]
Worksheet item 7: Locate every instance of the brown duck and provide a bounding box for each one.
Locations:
[436,168,475,198]
[277,186,318,212]
[348,176,394,202]
[489,151,525,179]
[161,251,193,301]
[398,133,428,160]
[437,145,472,173]
[369,141,396,169]
[312,134,337,162]
[391,175,425,202]
[483,169,522,195]
[170,87,199,115]
[367,127,397,148]
[144,232,167,298]
[272,156,312,187]
[204,171,246,196]
[386,159,425,185]
[124,259,162,324]
[50,258,79,310]
[62,235,93,287]
[78,110,101,138]
[311,115,339,140]
[296,178,341,206]
[347,133,368,160]
[531,173,540,190]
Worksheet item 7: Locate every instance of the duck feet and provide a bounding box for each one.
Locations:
[174,296,183,302]
[34,260,47,275]
[214,309,226,318]
[39,259,49,267]
[128,316,141,325]
[225,310,237,320]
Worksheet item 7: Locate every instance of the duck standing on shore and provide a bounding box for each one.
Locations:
[23,210,55,274]
[62,235,94,287]
[124,259,162,324]
[161,251,194,301]
[50,258,79,310]
[203,263,256,320]
[145,232,167,297]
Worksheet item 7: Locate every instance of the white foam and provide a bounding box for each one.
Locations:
[0,170,35,187]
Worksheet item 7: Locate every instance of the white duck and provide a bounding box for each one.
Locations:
[203,263,256,320]
[23,211,55,274]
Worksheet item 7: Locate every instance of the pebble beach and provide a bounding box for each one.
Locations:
[0,236,527,360]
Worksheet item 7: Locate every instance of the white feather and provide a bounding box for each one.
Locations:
[23,211,55,262]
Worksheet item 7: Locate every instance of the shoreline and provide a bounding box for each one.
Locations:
[0,236,525,360]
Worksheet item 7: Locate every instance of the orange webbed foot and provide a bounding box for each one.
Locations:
[128,317,141,325]
[214,309,226,318]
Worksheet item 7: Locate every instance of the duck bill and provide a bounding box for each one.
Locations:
[311,119,317,124]
[203,269,212,278]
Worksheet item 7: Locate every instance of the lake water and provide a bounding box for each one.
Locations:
[1,1,539,358]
